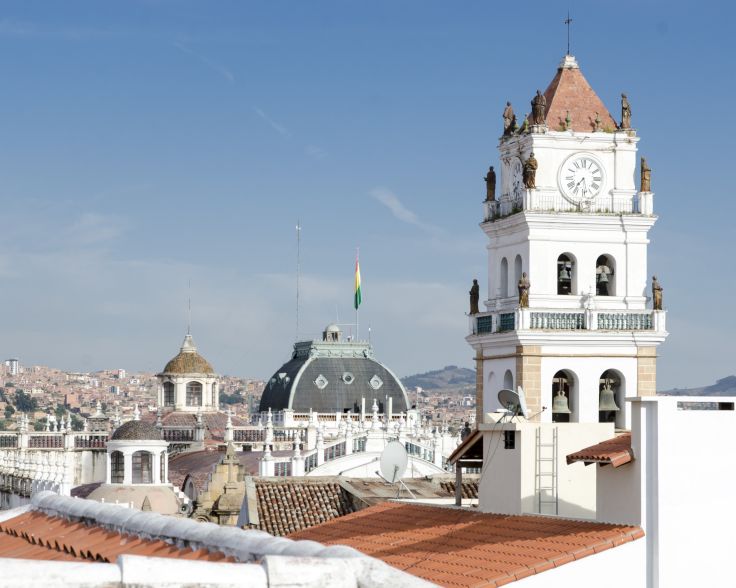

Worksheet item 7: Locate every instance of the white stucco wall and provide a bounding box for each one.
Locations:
[515,538,645,587]
[597,396,736,588]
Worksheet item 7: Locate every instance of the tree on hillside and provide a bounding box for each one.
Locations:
[14,390,37,413]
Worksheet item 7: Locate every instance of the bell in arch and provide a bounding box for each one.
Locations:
[552,389,571,414]
[598,384,620,412]
[558,265,571,281]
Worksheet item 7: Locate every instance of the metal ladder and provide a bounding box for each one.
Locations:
[535,427,559,515]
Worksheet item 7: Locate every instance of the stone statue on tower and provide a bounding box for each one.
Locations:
[620,93,632,129]
[469,279,480,315]
[641,157,652,192]
[484,166,496,201]
[531,90,546,125]
[652,276,663,310]
[502,102,514,134]
[518,273,530,308]
[523,153,538,189]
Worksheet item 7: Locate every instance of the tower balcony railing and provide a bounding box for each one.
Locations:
[484,190,650,222]
[470,308,665,335]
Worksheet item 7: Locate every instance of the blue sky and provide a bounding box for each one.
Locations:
[0,1,733,388]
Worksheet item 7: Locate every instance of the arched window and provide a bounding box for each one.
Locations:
[163,382,175,406]
[596,255,616,296]
[514,255,523,287]
[503,370,514,391]
[599,369,625,427]
[557,254,575,295]
[186,381,203,406]
[132,451,152,484]
[551,370,577,423]
[500,258,509,297]
[111,450,124,483]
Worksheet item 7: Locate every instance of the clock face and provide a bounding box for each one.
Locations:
[559,154,604,202]
[510,158,523,200]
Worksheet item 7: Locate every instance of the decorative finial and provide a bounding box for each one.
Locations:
[564,12,573,55]
[594,112,602,132]
[564,110,572,131]
[133,403,140,421]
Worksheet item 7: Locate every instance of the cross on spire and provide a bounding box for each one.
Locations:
[564,12,573,55]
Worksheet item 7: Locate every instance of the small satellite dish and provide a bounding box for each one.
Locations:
[498,386,529,419]
[379,441,408,483]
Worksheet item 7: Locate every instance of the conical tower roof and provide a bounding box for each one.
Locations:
[160,333,215,375]
[535,55,618,133]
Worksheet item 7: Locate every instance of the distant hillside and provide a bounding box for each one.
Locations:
[659,375,736,397]
[402,366,476,391]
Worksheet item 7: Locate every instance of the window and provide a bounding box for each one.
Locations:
[163,382,175,406]
[514,255,523,286]
[160,452,166,483]
[111,451,124,483]
[504,431,516,449]
[503,370,514,391]
[186,381,202,406]
[211,382,218,407]
[557,254,574,295]
[596,255,615,296]
[132,451,152,484]
[500,257,509,297]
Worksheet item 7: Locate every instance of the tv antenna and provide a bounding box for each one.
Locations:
[497,386,530,420]
[377,441,416,498]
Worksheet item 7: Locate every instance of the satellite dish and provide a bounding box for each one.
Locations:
[379,441,408,483]
[498,386,529,419]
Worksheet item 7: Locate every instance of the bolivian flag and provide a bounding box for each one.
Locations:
[354,256,362,310]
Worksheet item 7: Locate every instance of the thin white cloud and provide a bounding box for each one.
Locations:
[370,187,441,234]
[253,107,291,137]
[305,144,328,160]
[173,42,235,83]
[66,213,125,246]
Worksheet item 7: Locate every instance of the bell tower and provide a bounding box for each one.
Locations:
[468,55,667,429]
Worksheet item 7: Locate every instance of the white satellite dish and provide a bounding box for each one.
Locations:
[379,441,408,483]
[497,386,529,419]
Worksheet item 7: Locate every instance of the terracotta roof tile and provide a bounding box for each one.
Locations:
[533,56,618,133]
[566,433,633,468]
[0,511,230,563]
[288,502,643,587]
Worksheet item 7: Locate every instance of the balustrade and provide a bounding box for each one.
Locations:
[530,312,585,330]
[598,312,653,330]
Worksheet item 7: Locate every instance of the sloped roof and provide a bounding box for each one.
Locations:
[290,502,645,587]
[567,432,634,468]
[536,55,618,133]
[111,420,162,441]
[0,510,232,563]
[160,334,215,375]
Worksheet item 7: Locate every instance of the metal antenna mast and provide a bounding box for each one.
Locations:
[564,12,573,55]
[187,279,191,335]
[296,221,301,342]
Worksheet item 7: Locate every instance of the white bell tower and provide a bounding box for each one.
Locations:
[468,55,667,429]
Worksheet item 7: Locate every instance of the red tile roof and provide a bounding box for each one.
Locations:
[289,502,644,587]
[537,57,618,133]
[566,433,633,468]
[0,511,232,563]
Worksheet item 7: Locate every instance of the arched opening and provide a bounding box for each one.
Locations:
[551,370,577,423]
[110,450,124,483]
[132,451,152,484]
[485,371,496,414]
[557,254,575,295]
[514,255,523,287]
[500,258,509,297]
[599,369,625,428]
[163,382,175,406]
[596,255,616,296]
[186,381,203,406]
[503,370,514,391]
